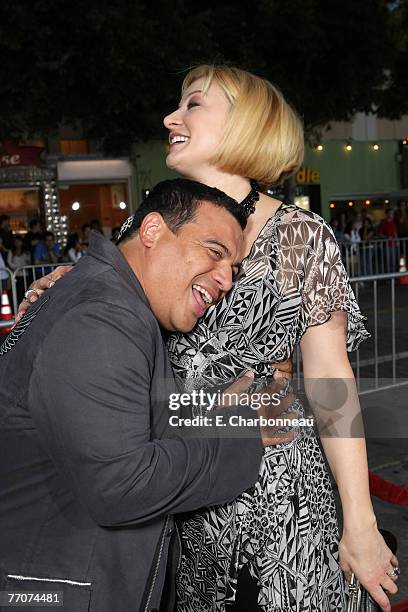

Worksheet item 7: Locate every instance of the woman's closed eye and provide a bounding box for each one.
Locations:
[187,99,200,110]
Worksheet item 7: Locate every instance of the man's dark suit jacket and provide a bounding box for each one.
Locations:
[0,233,262,612]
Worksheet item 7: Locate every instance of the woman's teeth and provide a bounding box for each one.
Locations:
[192,284,213,305]
[170,135,189,145]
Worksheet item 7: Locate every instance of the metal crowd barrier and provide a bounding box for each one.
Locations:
[3,265,408,396]
[341,237,408,278]
[351,271,408,395]
[2,264,72,326]
[0,267,13,331]
[294,270,408,395]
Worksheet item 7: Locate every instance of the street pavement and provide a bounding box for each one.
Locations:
[335,280,408,603]
[333,386,408,604]
[364,387,408,604]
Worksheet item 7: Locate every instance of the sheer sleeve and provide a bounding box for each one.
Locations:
[294,214,370,351]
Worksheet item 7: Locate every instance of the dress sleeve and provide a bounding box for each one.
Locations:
[296,215,370,351]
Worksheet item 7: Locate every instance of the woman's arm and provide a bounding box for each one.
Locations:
[300,311,398,612]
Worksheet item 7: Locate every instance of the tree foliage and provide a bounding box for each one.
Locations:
[0,0,404,153]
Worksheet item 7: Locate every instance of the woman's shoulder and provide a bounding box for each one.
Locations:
[274,204,336,244]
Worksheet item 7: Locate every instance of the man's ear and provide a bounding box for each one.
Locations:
[139,212,167,247]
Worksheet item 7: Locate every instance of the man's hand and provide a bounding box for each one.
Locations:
[14,266,72,323]
[219,372,297,447]
[257,377,296,447]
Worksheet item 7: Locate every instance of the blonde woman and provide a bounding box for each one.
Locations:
[20,65,399,611]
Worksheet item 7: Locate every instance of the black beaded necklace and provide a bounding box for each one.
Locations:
[239,179,260,217]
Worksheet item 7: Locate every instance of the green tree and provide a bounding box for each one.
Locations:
[0,0,401,153]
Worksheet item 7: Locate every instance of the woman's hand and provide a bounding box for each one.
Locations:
[271,357,293,380]
[15,266,73,323]
[339,521,399,611]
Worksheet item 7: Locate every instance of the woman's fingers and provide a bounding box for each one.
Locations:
[271,357,293,380]
[368,584,392,612]
[15,266,73,323]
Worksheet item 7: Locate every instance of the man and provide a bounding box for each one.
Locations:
[33,231,61,273]
[23,218,43,263]
[0,214,13,251]
[0,179,280,612]
[378,208,398,272]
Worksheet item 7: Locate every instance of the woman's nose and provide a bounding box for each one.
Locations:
[163,109,182,130]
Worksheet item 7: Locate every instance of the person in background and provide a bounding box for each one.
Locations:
[339,211,348,236]
[330,218,344,243]
[378,209,398,272]
[344,221,362,277]
[0,214,13,251]
[23,219,43,263]
[33,231,61,274]
[359,218,375,276]
[7,235,31,303]
[81,223,92,248]
[63,233,84,264]
[360,217,375,243]
[90,218,104,235]
[0,236,10,292]
[395,200,408,239]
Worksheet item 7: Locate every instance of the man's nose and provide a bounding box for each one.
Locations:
[163,109,182,130]
[212,262,233,295]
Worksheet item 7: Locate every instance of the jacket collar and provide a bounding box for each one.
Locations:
[87,231,149,306]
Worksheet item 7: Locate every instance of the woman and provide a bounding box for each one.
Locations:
[6,234,31,304]
[63,232,84,264]
[17,65,398,611]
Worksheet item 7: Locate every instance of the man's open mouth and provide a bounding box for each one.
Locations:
[192,283,214,317]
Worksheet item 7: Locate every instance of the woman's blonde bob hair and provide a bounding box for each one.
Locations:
[182,65,304,187]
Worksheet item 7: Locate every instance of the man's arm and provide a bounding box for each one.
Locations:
[29,300,262,527]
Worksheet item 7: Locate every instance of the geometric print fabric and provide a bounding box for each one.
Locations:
[167,204,368,611]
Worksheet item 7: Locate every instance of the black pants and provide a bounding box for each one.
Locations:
[227,565,262,612]
[161,544,261,612]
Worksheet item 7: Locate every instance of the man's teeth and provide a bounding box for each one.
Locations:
[170,135,189,145]
[193,284,213,305]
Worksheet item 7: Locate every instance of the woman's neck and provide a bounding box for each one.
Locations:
[186,167,251,203]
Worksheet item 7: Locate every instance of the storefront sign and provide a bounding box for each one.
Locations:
[0,140,45,168]
[296,166,320,184]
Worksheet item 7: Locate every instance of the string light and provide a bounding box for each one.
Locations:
[329,203,335,209]
[372,143,379,151]
[403,139,408,145]
[316,144,323,151]
[348,201,354,207]
[43,180,66,247]
[119,201,127,210]
[345,142,352,152]
[72,201,80,211]
[365,199,371,205]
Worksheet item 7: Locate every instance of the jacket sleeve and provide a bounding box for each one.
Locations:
[28,300,262,527]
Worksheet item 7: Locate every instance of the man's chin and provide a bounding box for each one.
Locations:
[174,315,199,334]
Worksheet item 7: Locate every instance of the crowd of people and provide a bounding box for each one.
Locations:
[0,214,121,302]
[330,201,408,274]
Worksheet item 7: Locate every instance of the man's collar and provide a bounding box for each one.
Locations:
[87,231,148,305]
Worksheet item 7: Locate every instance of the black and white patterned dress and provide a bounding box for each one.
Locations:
[166,204,369,612]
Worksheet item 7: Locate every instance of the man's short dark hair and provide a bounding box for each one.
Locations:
[117,179,246,244]
[44,231,55,240]
[29,218,40,230]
